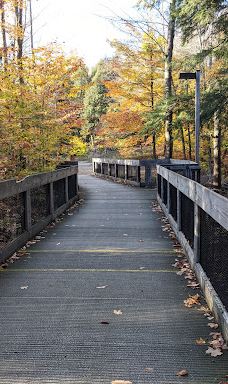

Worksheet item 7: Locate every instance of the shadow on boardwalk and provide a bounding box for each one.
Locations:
[0,161,227,383]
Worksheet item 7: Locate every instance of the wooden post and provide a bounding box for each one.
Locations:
[101,163,103,175]
[75,174,78,195]
[161,176,164,203]
[25,189,32,231]
[136,166,140,183]
[65,177,69,203]
[125,164,128,181]
[115,164,118,179]
[50,182,54,216]
[177,190,181,231]
[194,203,200,263]
[167,182,171,212]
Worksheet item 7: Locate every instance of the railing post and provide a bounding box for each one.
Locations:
[65,177,69,203]
[177,190,181,231]
[167,182,171,213]
[101,162,103,175]
[25,190,32,231]
[115,164,117,179]
[125,164,128,181]
[145,165,152,187]
[75,174,78,195]
[194,203,200,262]
[108,163,111,176]
[136,166,140,183]
[50,182,54,216]
[161,176,164,203]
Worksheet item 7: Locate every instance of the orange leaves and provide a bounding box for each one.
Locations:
[184,294,201,308]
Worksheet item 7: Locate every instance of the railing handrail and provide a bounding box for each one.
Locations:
[157,165,228,231]
[0,164,78,200]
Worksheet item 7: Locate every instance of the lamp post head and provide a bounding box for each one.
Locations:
[179,72,196,80]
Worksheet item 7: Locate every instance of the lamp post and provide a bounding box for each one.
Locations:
[179,70,201,165]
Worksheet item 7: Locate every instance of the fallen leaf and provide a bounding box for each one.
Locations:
[196,338,206,345]
[20,286,28,290]
[113,309,123,315]
[208,323,219,329]
[206,347,223,357]
[184,294,200,307]
[112,381,132,384]
[139,267,145,270]
[210,332,222,339]
[176,369,189,377]
[123,234,128,237]
[144,367,154,373]
[96,285,108,289]
[187,282,200,289]
[198,305,210,312]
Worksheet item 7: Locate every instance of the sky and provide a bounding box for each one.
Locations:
[32,0,137,68]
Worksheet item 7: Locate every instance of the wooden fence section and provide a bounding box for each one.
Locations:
[0,163,78,262]
[93,158,200,187]
[157,165,228,341]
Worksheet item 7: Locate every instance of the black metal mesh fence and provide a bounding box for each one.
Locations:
[68,174,77,200]
[170,184,177,221]
[200,208,228,309]
[157,175,161,197]
[31,185,50,225]
[110,164,116,177]
[162,179,167,206]
[0,193,25,249]
[95,163,101,174]
[180,192,194,248]
[53,178,66,210]
[117,165,125,179]
[102,163,109,175]
[127,166,138,181]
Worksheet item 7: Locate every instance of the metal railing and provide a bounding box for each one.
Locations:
[157,165,228,341]
[0,163,78,261]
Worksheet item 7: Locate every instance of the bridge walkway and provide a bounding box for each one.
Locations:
[0,161,227,383]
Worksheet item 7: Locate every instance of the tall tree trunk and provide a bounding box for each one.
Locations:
[213,110,221,188]
[164,0,176,159]
[207,134,213,180]
[15,0,24,84]
[152,131,156,159]
[179,125,186,159]
[29,0,34,52]
[187,122,192,160]
[0,0,8,67]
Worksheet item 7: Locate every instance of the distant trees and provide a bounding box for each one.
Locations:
[0,0,227,187]
[93,0,227,186]
[0,0,88,178]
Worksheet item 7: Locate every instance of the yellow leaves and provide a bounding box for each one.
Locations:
[69,137,87,157]
[196,338,206,345]
[1,45,88,179]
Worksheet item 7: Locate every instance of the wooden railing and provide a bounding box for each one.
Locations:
[0,163,78,261]
[157,165,228,341]
[93,157,200,187]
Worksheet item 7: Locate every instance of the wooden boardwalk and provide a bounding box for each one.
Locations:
[0,162,227,383]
